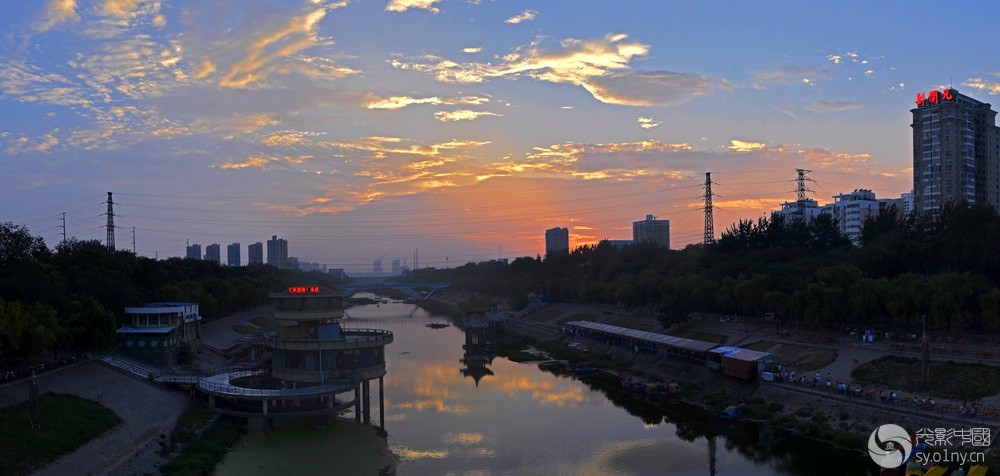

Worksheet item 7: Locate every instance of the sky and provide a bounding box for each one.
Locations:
[2,0,1000,273]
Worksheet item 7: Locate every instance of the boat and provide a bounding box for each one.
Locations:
[622,380,646,394]
[644,382,680,404]
[719,404,742,420]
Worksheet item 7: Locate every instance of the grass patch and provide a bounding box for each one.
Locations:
[740,397,784,421]
[0,393,122,475]
[248,316,282,329]
[851,355,1000,401]
[160,403,246,476]
[742,340,837,371]
[231,324,257,334]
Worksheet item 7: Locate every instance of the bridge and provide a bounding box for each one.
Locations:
[337,280,450,301]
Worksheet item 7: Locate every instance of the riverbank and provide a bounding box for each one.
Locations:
[427,293,1000,469]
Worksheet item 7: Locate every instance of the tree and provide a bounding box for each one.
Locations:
[0,298,59,362]
[60,294,116,351]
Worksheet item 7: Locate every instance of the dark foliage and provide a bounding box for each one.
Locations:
[0,222,345,363]
[411,204,1000,333]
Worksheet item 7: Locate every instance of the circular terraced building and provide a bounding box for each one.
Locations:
[196,285,392,430]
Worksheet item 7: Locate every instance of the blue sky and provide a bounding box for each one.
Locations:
[3,0,999,272]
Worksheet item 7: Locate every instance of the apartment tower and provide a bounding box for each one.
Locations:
[911,88,1000,213]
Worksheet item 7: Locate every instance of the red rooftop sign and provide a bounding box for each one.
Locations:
[915,89,955,107]
[288,286,321,294]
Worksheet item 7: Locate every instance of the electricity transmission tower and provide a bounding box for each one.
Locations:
[703,172,715,245]
[105,192,116,251]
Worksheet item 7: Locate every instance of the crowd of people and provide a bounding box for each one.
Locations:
[0,353,88,384]
[768,364,993,420]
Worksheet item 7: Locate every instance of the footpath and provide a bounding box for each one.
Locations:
[0,361,189,476]
[511,302,1000,433]
[0,306,271,475]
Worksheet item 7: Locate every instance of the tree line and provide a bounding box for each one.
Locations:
[411,202,1000,334]
[0,223,344,364]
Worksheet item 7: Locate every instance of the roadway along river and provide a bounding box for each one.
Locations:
[216,298,876,475]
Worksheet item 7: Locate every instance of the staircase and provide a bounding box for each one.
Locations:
[99,355,157,381]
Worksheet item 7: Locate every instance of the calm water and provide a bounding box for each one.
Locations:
[218,299,877,475]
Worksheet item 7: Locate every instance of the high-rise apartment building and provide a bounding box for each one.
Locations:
[545,227,569,258]
[248,242,263,265]
[185,243,201,260]
[632,214,670,249]
[204,243,221,263]
[912,88,1000,213]
[900,192,914,216]
[227,242,240,266]
[819,190,896,245]
[267,235,288,268]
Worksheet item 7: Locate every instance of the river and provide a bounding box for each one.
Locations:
[216,299,878,475]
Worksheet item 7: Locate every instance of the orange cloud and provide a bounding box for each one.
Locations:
[220,8,329,88]
[391,33,731,106]
[34,0,79,31]
[728,140,766,152]
[433,109,502,122]
[386,0,441,13]
[504,10,537,24]
[218,155,312,170]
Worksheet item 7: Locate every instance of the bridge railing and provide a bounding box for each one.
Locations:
[196,374,358,399]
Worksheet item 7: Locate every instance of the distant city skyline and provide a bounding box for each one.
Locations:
[3,1,999,272]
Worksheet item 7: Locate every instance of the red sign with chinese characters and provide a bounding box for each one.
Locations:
[288,285,321,294]
[916,89,955,107]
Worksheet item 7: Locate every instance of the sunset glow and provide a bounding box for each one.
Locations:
[2,1,996,271]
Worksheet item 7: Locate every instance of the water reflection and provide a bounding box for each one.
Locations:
[220,300,878,475]
[460,314,497,385]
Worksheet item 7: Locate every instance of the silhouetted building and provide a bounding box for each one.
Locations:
[267,235,288,268]
[545,227,569,258]
[186,243,201,260]
[776,198,821,223]
[601,239,634,250]
[204,243,221,263]
[912,88,1000,213]
[248,242,263,265]
[227,242,240,266]
[299,261,326,272]
[632,214,670,248]
[773,189,910,245]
